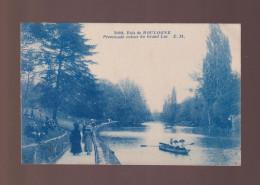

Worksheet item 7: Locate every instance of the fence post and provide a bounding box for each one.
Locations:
[106,147,108,164]
[22,132,70,164]
[94,144,98,164]
[54,145,57,156]
[108,148,110,164]
[33,147,37,163]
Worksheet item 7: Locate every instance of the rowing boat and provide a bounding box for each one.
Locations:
[159,142,190,155]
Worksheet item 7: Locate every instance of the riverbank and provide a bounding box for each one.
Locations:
[109,122,147,128]
[93,121,121,165]
[162,121,240,138]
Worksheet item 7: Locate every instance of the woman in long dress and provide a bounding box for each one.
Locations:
[82,123,86,143]
[83,124,93,155]
[70,123,82,155]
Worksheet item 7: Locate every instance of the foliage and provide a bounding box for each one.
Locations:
[173,96,208,127]
[159,24,240,129]
[21,23,97,119]
[161,87,178,124]
[96,80,123,120]
[116,79,151,125]
[198,24,240,128]
[91,79,152,125]
[21,23,152,124]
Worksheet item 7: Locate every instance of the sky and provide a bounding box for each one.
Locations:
[82,24,241,112]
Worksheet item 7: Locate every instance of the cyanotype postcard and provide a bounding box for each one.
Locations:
[21,23,241,165]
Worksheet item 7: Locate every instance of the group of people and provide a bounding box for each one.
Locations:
[70,122,94,156]
[24,122,43,142]
[45,117,59,130]
[24,117,59,142]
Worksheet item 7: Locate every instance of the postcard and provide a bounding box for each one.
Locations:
[21,23,241,165]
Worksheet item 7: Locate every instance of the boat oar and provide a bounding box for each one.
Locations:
[141,143,195,147]
[184,143,195,146]
[140,145,158,147]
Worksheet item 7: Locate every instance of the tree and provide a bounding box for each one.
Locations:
[96,80,123,120]
[22,23,96,119]
[161,87,178,124]
[173,96,208,127]
[117,78,151,125]
[199,24,240,128]
[21,23,44,109]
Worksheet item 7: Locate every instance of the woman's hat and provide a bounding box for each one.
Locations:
[73,122,79,128]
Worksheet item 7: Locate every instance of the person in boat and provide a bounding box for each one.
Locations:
[83,124,93,155]
[70,122,82,155]
[170,138,174,145]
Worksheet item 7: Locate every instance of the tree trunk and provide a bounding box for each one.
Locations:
[207,109,211,126]
[52,50,63,119]
[23,72,31,109]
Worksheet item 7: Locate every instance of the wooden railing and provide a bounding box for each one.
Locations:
[22,132,70,164]
[92,121,121,165]
[22,121,121,164]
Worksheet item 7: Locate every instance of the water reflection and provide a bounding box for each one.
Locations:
[98,121,240,165]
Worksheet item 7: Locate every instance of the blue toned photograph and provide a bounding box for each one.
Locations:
[21,23,241,165]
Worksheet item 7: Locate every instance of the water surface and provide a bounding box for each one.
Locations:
[99,121,241,165]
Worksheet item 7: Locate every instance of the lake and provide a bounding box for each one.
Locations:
[98,121,241,165]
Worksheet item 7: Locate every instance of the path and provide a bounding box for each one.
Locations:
[56,134,95,164]
[56,121,119,164]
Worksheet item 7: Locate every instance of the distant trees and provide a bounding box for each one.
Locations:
[96,80,123,120]
[161,93,207,127]
[117,79,151,124]
[161,87,178,124]
[151,111,161,121]
[97,79,151,125]
[172,96,208,127]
